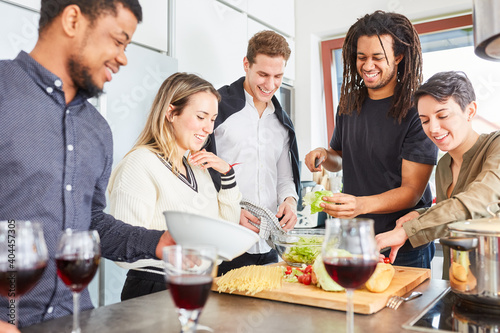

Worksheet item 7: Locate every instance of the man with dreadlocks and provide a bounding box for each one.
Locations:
[305,11,438,268]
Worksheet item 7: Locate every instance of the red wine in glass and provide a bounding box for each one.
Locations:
[0,220,48,328]
[0,264,47,297]
[163,245,217,333]
[167,275,212,310]
[323,257,377,289]
[56,255,101,292]
[56,229,100,333]
[322,218,378,333]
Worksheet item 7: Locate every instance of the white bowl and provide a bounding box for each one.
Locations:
[163,211,259,261]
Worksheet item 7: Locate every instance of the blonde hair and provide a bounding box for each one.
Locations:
[131,72,220,173]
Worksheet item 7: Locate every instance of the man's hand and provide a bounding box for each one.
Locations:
[155,231,176,259]
[304,148,328,172]
[276,197,297,231]
[0,321,20,333]
[240,209,260,233]
[375,227,408,264]
[320,193,365,219]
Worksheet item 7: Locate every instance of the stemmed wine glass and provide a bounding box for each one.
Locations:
[163,245,217,333]
[322,218,378,333]
[56,229,101,333]
[0,220,48,328]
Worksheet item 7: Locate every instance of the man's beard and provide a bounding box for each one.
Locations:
[68,56,103,98]
[363,64,397,90]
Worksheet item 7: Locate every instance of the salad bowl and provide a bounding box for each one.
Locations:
[271,229,325,267]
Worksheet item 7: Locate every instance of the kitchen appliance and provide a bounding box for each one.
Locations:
[473,0,500,60]
[404,287,500,332]
[439,202,500,307]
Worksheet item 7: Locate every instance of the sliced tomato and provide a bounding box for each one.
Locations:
[302,274,312,285]
[383,257,391,264]
[303,265,313,274]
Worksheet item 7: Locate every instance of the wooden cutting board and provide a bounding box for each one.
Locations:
[212,263,430,314]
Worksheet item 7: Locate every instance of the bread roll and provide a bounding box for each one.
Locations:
[365,263,395,293]
[449,264,477,292]
[451,262,467,282]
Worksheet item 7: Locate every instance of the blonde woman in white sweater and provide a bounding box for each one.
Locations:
[108,73,242,300]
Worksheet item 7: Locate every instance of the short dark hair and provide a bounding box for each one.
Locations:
[246,30,291,65]
[414,71,476,112]
[39,0,142,33]
[338,10,423,122]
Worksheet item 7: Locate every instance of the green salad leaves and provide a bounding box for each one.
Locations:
[303,190,334,214]
[281,236,323,265]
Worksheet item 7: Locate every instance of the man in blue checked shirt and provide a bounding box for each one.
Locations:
[0,0,175,330]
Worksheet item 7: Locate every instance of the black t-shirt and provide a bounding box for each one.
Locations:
[330,96,438,251]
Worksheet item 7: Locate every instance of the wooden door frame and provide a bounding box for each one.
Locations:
[321,14,473,141]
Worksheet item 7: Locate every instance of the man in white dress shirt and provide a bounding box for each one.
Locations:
[206,30,300,275]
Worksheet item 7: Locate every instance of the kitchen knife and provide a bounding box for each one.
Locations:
[314,157,325,168]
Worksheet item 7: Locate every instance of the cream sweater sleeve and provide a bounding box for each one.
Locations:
[217,168,242,224]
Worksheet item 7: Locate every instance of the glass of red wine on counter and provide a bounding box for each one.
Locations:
[163,245,217,333]
[56,229,101,333]
[322,218,378,333]
[0,220,48,328]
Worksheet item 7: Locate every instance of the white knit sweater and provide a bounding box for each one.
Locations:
[107,147,242,271]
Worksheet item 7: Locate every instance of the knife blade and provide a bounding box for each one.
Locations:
[314,157,325,168]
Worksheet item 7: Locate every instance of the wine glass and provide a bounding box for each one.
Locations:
[322,218,378,333]
[0,220,48,328]
[56,229,101,333]
[163,245,217,333]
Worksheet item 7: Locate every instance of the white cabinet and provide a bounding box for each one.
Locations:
[175,0,247,89]
[2,0,40,11]
[247,18,295,82]
[220,0,248,12]
[247,0,294,37]
[0,1,38,59]
[2,0,169,53]
[132,0,169,52]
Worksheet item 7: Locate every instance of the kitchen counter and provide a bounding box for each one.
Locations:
[22,279,449,333]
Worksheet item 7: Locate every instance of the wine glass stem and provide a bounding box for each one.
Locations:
[8,297,18,327]
[178,308,201,333]
[72,291,81,333]
[346,288,354,333]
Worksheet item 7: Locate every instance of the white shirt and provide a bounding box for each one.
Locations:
[214,90,297,253]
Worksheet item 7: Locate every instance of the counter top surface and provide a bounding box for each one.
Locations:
[22,279,449,333]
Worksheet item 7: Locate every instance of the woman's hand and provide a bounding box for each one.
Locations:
[375,227,408,264]
[395,210,420,228]
[189,149,231,174]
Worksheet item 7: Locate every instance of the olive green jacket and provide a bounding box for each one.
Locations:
[404,131,500,277]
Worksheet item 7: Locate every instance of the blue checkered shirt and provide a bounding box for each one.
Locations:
[0,51,163,327]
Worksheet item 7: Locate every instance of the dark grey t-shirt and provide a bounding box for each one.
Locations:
[330,96,438,251]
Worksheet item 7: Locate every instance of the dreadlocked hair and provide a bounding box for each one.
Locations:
[338,10,423,123]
